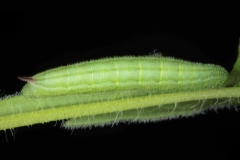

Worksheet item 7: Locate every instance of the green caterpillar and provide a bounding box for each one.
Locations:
[18,56,228,96]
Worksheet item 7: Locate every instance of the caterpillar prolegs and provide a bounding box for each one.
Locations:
[18,56,228,96]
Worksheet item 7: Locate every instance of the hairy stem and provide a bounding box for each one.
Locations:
[0,87,239,131]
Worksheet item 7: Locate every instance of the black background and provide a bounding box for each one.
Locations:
[1,4,240,158]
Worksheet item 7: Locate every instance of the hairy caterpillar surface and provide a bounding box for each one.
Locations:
[18,56,228,96]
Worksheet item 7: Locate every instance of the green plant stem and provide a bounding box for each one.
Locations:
[0,87,239,131]
[226,41,240,86]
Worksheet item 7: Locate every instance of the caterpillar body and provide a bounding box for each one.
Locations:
[19,56,228,96]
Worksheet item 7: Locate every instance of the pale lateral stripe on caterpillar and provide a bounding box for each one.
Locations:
[18,56,228,96]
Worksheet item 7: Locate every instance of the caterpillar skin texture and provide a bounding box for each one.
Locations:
[20,56,228,96]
